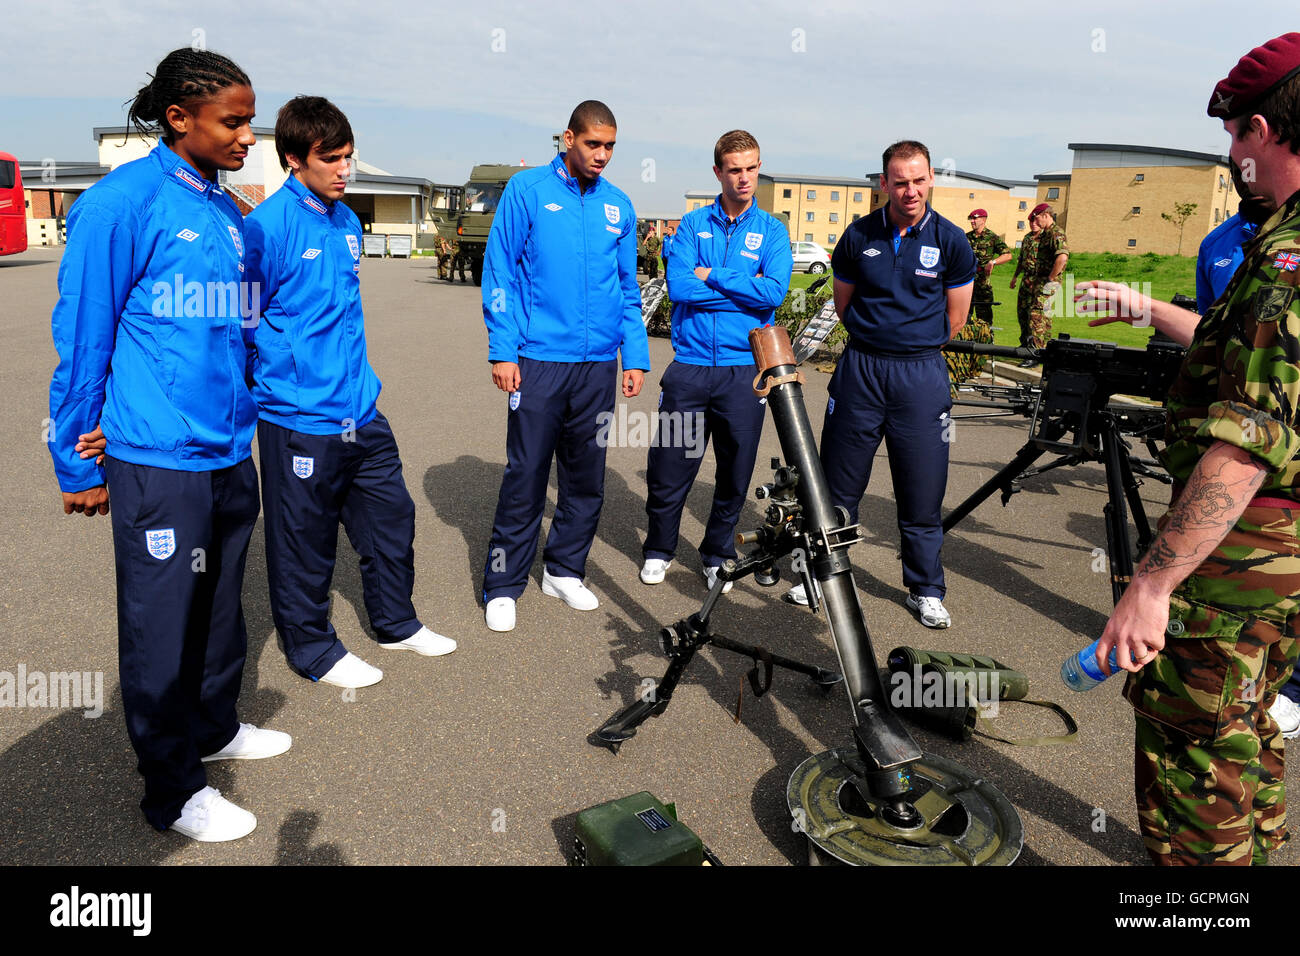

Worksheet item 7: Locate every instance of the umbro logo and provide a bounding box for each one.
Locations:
[177,229,199,242]
[544,203,562,212]
[864,248,881,257]
[302,249,322,259]
[697,231,712,239]
[1214,257,1233,267]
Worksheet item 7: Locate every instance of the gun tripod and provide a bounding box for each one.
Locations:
[592,463,844,749]
[943,341,1175,604]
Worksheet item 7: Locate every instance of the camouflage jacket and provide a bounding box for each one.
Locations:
[1015,231,1041,283]
[644,232,661,256]
[1032,224,1068,283]
[1161,190,1300,496]
[967,228,1010,295]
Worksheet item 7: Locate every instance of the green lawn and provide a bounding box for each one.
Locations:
[787,251,1198,349]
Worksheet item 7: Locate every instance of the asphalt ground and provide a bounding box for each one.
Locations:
[1,246,1295,868]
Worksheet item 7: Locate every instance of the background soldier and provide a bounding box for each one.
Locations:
[436,233,454,280]
[1009,214,1042,355]
[947,208,1010,385]
[1026,202,1068,360]
[643,226,661,279]
[451,236,467,282]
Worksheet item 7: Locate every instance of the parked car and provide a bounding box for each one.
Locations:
[791,240,831,274]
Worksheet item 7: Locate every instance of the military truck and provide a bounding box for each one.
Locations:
[432,164,531,285]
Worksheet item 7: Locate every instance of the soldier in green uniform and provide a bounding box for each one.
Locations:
[1027,203,1068,356]
[947,209,1010,385]
[1075,30,1300,866]
[450,237,467,282]
[1009,216,1041,353]
[643,227,661,280]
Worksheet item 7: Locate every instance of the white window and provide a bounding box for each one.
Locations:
[830,190,840,201]
[804,233,813,242]
[829,213,839,223]
[1046,187,1060,200]
[807,189,816,200]
[1134,174,1144,182]
[853,191,863,202]
[805,211,815,222]
[827,233,837,244]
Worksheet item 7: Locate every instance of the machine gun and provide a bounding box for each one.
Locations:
[594,326,1023,866]
[942,334,1185,605]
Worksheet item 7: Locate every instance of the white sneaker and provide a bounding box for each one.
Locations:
[906,593,952,629]
[541,570,599,611]
[318,651,384,688]
[784,580,823,606]
[485,597,516,632]
[703,566,733,594]
[1270,694,1300,739]
[640,558,671,585]
[202,723,292,762]
[170,786,257,842]
[381,625,457,657]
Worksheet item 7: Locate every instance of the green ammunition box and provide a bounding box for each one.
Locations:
[573,792,705,866]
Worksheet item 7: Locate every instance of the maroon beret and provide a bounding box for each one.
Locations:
[1208,32,1300,119]
[1030,203,1051,217]
[968,208,988,219]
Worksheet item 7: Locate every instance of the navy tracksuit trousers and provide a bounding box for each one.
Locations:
[644,361,767,567]
[105,455,259,830]
[258,413,421,680]
[483,357,617,602]
[819,343,951,598]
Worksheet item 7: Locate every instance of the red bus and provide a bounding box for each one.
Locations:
[0,151,28,257]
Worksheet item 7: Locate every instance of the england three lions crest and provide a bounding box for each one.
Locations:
[604,204,620,226]
[293,456,314,479]
[145,528,176,560]
[919,245,940,269]
[745,232,763,251]
[346,235,360,260]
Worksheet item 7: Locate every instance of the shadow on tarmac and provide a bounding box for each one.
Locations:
[0,517,349,865]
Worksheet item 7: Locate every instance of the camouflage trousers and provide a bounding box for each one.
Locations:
[947,308,993,386]
[437,254,452,279]
[1016,283,1038,349]
[1026,281,1058,350]
[1124,503,1300,865]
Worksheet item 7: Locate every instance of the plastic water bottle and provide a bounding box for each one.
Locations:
[1060,638,1121,692]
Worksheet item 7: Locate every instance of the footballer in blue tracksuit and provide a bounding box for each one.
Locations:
[815,141,975,628]
[481,101,650,631]
[643,131,792,586]
[246,96,454,686]
[47,52,281,837]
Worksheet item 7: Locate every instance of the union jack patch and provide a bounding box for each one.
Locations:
[1273,251,1300,272]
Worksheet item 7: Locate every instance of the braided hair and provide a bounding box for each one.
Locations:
[126,48,251,145]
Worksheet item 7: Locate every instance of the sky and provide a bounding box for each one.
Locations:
[3,2,1295,216]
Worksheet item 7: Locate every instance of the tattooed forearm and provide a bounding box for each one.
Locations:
[1133,443,1268,585]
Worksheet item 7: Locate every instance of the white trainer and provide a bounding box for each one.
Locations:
[318,651,384,688]
[783,580,823,606]
[640,558,671,585]
[485,597,516,632]
[906,593,952,629]
[170,786,256,842]
[202,722,292,762]
[703,566,733,594]
[541,570,599,611]
[381,625,457,656]
[1270,694,1300,740]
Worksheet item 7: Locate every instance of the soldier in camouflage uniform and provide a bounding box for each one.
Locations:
[1027,204,1068,353]
[1075,31,1300,866]
[643,228,661,280]
[450,237,468,282]
[1010,217,1041,350]
[436,234,454,280]
[948,209,1010,385]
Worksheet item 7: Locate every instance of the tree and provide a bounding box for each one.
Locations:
[1161,202,1198,256]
